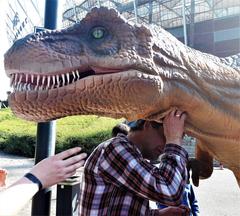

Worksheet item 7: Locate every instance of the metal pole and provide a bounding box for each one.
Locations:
[56,176,81,215]
[148,0,153,24]
[31,0,59,215]
[182,0,188,45]
[189,0,195,47]
[31,122,56,216]
[133,0,138,23]
[97,0,101,7]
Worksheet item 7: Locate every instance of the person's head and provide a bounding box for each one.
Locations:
[111,123,129,137]
[128,119,166,161]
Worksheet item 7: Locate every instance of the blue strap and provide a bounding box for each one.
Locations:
[24,173,43,190]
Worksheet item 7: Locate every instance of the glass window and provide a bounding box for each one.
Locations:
[214,27,240,42]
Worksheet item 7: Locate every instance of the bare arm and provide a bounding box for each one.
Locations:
[0,147,86,216]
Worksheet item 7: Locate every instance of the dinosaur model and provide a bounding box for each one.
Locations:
[4,7,240,186]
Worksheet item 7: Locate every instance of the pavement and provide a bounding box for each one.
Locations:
[193,167,240,216]
[150,167,240,216]
[1,151,240,216]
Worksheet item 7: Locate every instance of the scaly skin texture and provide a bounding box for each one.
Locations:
[4,7,240,186]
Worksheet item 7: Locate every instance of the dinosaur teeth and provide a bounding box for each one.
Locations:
[57,75,60,87]
[14,74,18,85]
[16,83,19,91]
[37,75,40,86]
[12,69,83,93]
[24,83,27,91]
[72,71,76,80]
[76,70,80,79]
[15,83,19,91]
[62,74,65,86]
[28,83,32,91]
[19,84,22,91]
[66,72,70,84]
[18,74,22,85]
[47,76,51,88]
[13,83,33,92]
[52,75,55,88]
[42,76,46,86]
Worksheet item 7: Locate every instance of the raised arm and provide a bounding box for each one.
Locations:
[99,110,188,206]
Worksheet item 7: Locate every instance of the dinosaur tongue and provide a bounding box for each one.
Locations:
[91,66,123,74]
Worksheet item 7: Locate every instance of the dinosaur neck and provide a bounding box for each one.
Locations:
[183,47,240,86]
[186,50,240,117]
[152,29,240,89]
[153,45,240,138]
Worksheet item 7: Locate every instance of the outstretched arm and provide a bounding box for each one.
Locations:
[0,147,86,216]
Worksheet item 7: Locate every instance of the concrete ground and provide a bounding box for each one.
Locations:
[1,151,240,216]
[150,167,240,216]
[193,167,240,216]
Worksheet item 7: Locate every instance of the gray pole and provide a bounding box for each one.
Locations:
[182,0,188,45]
[189,0,195,47]
[31,0,59,215]
[133,0,138,23]
[148,0,153,24]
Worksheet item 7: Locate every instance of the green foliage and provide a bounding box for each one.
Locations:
[0,108,16,122]
[0,108,122,157]
[2,134,35,157]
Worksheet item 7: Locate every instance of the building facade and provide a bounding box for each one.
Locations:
[5,0,240,57]
[4,0,44,46]
[62,0,240,57]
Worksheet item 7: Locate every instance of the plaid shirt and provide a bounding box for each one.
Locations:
[79,133,188,216]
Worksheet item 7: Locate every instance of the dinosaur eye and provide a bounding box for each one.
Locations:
[91,27,105,39]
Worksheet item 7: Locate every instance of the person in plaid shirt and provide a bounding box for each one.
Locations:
[79,110,190,216]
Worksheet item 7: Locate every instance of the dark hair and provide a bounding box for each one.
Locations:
[112,123,129,137]
[129,119,163,132]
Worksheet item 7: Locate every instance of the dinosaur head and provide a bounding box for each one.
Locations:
[4,7,185,122]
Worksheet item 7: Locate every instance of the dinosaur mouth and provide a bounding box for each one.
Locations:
[9,67,123,92]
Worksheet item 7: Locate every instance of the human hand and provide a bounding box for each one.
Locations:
[155,205,190,216]
[0,169,8,187]
[163,109,187,145]
[29,147,87,188]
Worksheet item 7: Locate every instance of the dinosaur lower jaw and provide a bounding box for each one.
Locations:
[9,70,164,122]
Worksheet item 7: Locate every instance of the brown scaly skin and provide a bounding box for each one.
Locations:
[4,7,240,186]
